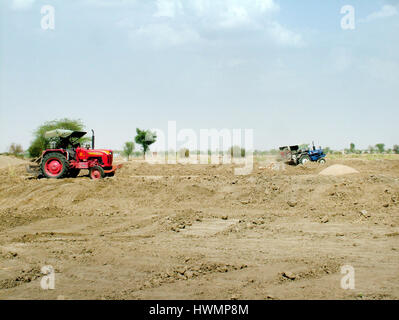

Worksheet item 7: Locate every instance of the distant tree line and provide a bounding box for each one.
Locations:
[344,143,399,154]
[4,119,399,159]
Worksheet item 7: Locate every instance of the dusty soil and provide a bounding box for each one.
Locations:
[0,155,27,169]
[0,156,398,300]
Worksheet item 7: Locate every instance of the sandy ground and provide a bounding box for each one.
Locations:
[0,155,27,169]
[0,155,398,300]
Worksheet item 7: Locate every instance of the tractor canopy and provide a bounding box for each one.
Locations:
[44,129,87,139]
[279,145,299,151]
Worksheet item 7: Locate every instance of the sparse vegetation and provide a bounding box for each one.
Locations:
[345,143,361,154]
[229,146,245,158]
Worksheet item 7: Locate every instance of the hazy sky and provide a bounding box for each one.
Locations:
[0,0,398,152]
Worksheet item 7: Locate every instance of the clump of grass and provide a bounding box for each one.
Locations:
[7,165,16,177]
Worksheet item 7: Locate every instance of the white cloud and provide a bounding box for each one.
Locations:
[189,0,278,17]
[218,6,252,29]
[84,0,137,7]
[360,5,398,23]
[190,0,211,16]
[154,0,183,18]
[197,0,278,27]
[131,23,201,47]
[268,22,305,47]
[117,0,303,48]
[256,0,279,13]
[11,0,35,10]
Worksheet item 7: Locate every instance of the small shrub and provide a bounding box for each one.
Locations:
[179,148,190,158]
[122,141,135,161]
[8,143,24,157]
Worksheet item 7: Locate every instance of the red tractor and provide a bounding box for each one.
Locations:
[27,129,122,180]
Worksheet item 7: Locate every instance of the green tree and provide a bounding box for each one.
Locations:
[350,143,355,153]
[393,145,399,154]
[123,141,135,161]
[28,118,86,157]
[134,128,157,158]
[375,143,385,153]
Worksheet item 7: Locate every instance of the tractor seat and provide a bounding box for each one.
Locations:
[67,149,76,159]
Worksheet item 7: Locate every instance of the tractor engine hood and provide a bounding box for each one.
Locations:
[86,149,113,156]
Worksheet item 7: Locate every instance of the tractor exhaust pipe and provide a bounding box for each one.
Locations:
[91,129,95,149]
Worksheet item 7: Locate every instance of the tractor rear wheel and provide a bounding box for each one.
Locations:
[41,152,69,179]
[89,166,105,180]
[299,154,311,165]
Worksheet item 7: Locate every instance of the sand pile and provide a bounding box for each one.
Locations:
[319,164,359,176]
[0,155,27,169]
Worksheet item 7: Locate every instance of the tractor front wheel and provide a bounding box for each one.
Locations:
[89,166,105,180]
[41,152,69,179]
[317,158,326,164]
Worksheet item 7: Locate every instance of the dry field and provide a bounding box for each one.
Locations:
[0,155,398,299]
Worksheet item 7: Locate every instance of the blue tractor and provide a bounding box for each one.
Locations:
[279,142,326,165]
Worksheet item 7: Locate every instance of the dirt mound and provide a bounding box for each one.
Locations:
[0,157,398,299]
[319,164,359,176]
[0,155,27,169]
